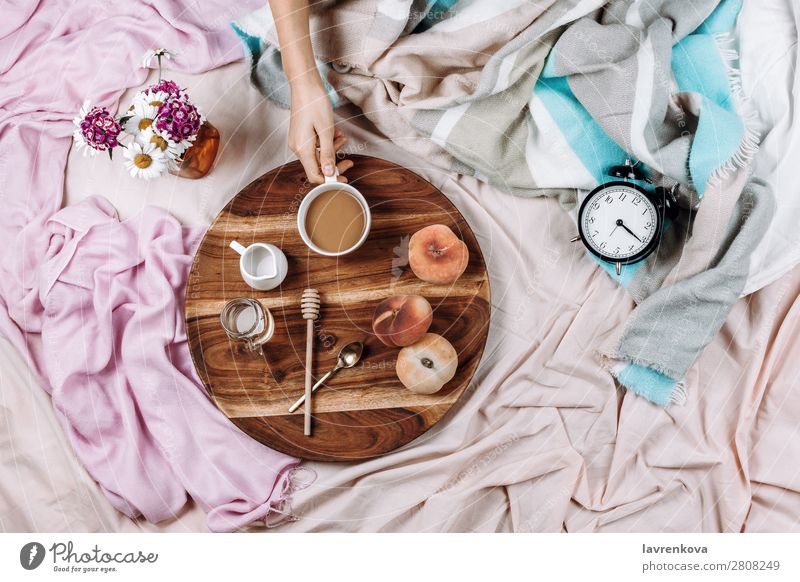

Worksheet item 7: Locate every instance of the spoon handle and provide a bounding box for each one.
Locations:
[288,366,339,413]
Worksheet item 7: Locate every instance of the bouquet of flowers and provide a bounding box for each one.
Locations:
[72,49,205,179]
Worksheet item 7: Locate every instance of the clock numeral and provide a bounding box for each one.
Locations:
[589,216,595,224]
[591,201,600,211]
[628,244,635,251]
[642,207,648,215]
[593,229,599,237]
[614,246,620,253]
[632,198,640,206]
[618,193,627,202]
[604,195,613,204]
[644,221,652,229]
[600,242,607,249]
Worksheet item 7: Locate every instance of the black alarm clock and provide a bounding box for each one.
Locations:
[572,160,678,275]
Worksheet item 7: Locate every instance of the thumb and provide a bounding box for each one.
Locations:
[317,123,336,177]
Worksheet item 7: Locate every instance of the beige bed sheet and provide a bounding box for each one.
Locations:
[1,62,799,532]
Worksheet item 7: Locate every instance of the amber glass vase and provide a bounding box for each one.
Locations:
[171,121,220,179]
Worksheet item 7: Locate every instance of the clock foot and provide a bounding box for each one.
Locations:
[615,262,622,276]
[570,235,580,243]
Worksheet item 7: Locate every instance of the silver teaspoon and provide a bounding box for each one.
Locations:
[288,341,364,413]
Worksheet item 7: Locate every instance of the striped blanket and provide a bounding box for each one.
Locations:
[234,0,772,407]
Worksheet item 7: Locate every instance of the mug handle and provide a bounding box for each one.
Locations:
[324,167,340,184]
[230,240,247,255]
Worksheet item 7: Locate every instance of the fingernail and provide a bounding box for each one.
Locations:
[322,164,334,176]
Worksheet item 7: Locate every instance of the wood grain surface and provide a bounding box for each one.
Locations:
[185,155,491,461]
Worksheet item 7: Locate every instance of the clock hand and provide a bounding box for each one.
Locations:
[615,219,642,243]
[620,223,642,243]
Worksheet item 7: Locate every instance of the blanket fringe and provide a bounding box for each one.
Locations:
[669,382,688,406]
[263,465,317,528]
[599,351,688,407]
[706,31,761,187]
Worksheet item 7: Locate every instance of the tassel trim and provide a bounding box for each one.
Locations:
[706,31,761,186]
[263,465,317,528]
[599,352,688,407]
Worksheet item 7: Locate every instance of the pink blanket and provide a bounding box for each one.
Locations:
[0,0,298,531]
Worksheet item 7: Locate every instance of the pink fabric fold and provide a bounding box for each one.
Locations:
[0,0,298,531]
[39,197,299,531]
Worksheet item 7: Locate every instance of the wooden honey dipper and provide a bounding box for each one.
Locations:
[301,288,321,436]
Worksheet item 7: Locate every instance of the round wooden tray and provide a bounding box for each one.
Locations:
[185,155,491,461]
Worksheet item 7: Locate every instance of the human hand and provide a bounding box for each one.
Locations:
[288,79,353,184]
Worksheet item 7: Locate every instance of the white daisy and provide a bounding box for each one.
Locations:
[133,89,169,109]
[72,99,91,128]
[123,141,168,179]
[123,101,159,136]
[141,48,177,69]
[139,127,186,168]
[72,100,100,157]
[195,102,206,130]
[72,129,96,156]
[72,130,101,157]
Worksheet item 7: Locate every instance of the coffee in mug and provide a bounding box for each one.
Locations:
[304,189,367,254]
[297,172,371,257]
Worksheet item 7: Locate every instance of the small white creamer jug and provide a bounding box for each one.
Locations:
[230,240,288,291]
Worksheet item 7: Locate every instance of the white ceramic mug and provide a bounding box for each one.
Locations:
[229,240,288,291]
[297,172,371,256]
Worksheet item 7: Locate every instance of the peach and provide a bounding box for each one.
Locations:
[372,294,433,347]
[396,333,458,394]
[408,224,469,285]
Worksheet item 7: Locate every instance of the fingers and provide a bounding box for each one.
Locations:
[332,129,350,181]
[332,131,349,181]
[316,121,336,179]
[289,123,326,184]
[298,146,324,184]
[333,131,347,152]
[289,124,352,184]
[335,159,354,183]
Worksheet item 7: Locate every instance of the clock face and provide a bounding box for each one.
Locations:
[579,183,658,262]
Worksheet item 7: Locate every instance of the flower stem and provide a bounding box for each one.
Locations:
[157,54,162,83]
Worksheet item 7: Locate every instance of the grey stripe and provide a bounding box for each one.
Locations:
[616,179,775,378]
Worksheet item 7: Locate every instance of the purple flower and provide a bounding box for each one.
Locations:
[148,79,184,98]
[155,94,202,144]
[76,105,121,151]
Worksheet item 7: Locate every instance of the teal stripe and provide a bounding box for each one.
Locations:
[689,98,744,194]
[672,34,743,194]
[541,46,558,78]
[693,0,742,34]
[414,0,460,33]
[534,74,627,185]
[672,35,733,112]
[537,54,651,286]
[230,23,262,59]
[617,363,678,406]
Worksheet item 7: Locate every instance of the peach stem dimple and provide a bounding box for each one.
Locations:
[427,243,445,257]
